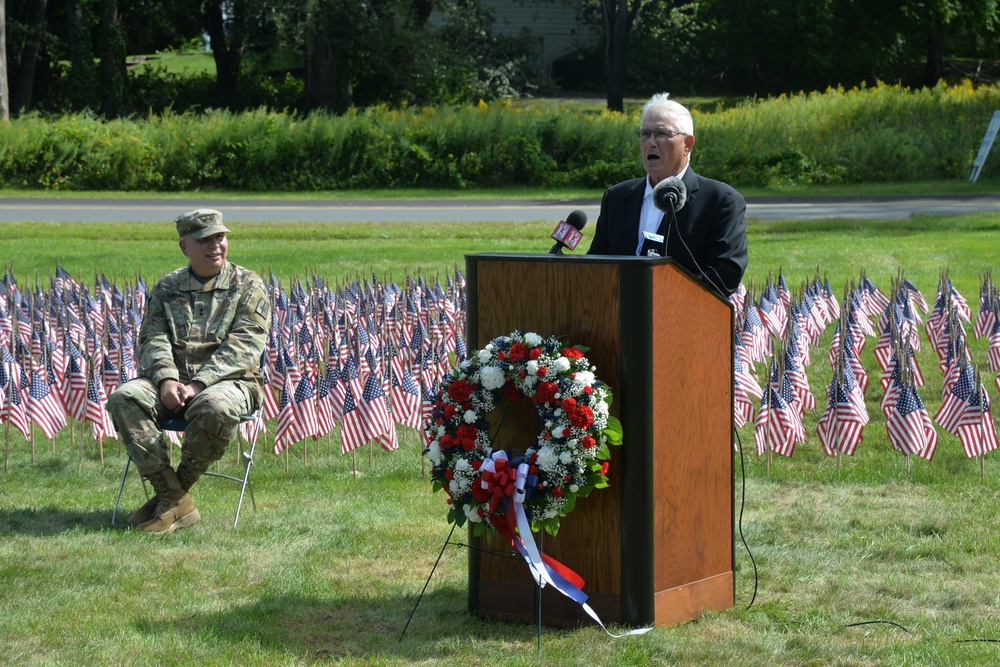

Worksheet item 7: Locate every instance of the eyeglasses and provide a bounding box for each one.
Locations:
[637,128,687,142]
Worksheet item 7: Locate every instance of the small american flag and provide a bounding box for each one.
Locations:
[885,382,937,460]
[85,365,116,441]
[26,367,67,440]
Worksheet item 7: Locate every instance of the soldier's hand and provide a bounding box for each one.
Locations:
[160,379,188,412]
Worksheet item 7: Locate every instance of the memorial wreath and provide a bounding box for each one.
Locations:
[424,330,623,537]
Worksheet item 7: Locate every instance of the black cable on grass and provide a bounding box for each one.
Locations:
[734,426,759,611]
[844,620,913,633]
[953,638,1000,643]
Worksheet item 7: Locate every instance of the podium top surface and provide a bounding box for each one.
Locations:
[465,252,733,305]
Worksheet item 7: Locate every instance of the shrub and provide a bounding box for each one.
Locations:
[2,82,998,191]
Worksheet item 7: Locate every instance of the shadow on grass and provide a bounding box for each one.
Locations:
[0,506,114,536]
[141,588,554,662]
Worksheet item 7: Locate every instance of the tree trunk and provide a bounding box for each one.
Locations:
[602,0,642,113]
[0,0,8,121]
[10,0,48,114]
[605,0,629,112]
[923,25,946,87]
[304,32,351,113]
[204,0,244,108]
[99,0,127,118]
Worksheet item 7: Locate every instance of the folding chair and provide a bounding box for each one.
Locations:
[111,410,264,527]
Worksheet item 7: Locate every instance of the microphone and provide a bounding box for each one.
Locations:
[648,176,687,257]
[548,210,588,255]
[653,175,687,213]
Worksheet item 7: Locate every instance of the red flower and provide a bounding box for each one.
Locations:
[456,423,478,440]
[529,348,542,360]
[462,439,475,451]
[440,434,456,448]
[600,461,610,476]
[509,342,529,362]
[552,487,564,498]
[561,397,577,413]
[448,379,475,403]
[497,351,507,360]
[581,436,596,449]
[536,382,558,404]
[471,484,489,502]
[568,405,594,429]
[471,459,483,470]
[444,404,457,418]
[562,347,584,360]
[444,469,454,480]
[502,381,522,402]
[529,464,538,474]
[537,366,548,377]
[583,386,593,394]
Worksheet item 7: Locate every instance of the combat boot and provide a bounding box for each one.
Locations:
[139,467,201,534]
[127,495,160,529]
[127,463,202,528]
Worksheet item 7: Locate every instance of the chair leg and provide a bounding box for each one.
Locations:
[112,456,132,525]
[234,431,259,528]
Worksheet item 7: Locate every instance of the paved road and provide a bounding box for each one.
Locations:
[2,195,1000,223]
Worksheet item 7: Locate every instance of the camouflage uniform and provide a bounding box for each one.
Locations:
[107,261,271,477]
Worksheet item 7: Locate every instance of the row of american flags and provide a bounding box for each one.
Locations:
[733,270,1000,463]
[0,266,468,461]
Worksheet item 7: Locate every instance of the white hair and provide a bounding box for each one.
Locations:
[641,93,694,136]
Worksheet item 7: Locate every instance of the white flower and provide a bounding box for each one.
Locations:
[463,504,482,523]
[477,349,492,364]
[543,507,558,519]
[437,425,445,436]
[575,370,595,387]
[551,425,567,439]
[552,357,570,372]
[553,408,563,417]
[524,332,543,347]
[559,451,573,464]
[570,484,580,493]
[460,360,471,370]
[427,441,443,465]
[449,479,461,495]
[480,366,505,390]
[535,446,558,469]
[526,360,539,376]
[463,410,478,424]
[455,458,471,473]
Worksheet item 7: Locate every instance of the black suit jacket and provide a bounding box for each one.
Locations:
[587,168,748,296]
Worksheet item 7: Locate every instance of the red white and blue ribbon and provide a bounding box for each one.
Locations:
[480,450,652,638]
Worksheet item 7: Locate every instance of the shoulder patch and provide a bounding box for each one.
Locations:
[255,297,269,319]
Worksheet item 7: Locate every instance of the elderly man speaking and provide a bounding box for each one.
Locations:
[587,93,748,297]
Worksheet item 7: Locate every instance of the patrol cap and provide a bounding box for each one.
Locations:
[175,208,231,239]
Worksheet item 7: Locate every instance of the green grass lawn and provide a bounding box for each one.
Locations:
[3,212,1000,665]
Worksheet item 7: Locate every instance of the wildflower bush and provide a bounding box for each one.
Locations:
[1,81,998,191]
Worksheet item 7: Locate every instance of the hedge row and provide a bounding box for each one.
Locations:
[1,82,998,191]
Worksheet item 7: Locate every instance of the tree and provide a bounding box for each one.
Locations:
[601,0,645,112]
[899,0,1000,86]
[8,0,50,114]
[98,0,127,118]
[0,0,8,121]
[203,0,252,109]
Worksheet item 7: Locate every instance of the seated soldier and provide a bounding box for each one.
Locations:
[107,208,270,533]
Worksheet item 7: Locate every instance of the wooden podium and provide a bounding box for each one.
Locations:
[465,253,735,629]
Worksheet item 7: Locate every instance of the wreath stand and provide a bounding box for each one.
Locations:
[464,253,736,629]
[399,525,549,651]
